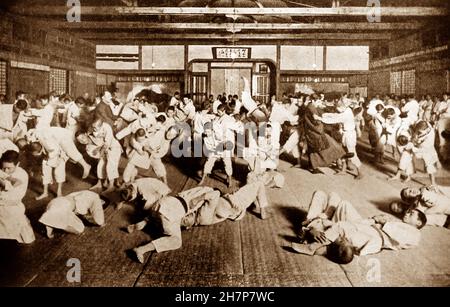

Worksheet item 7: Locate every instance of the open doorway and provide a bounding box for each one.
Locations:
[210,68,251,99]
[188,59,276,105]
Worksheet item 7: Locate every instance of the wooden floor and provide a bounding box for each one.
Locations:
[1,140,450,287]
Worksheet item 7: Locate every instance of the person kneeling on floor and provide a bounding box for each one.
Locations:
[39,190,106,238]
[122,179,271,263]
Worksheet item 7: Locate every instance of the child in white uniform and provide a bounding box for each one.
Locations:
[199,121,234,187]
[66,97,85,139]
[89,119,123,192]
[390,121,439,185]
[30,141,67,200]
[28,96,55,130]
[123,127,177,184]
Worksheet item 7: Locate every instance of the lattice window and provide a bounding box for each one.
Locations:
[402,69,415,95]
[0,60,6,96]
[191,75,207,105]
[255,76,270,105]
[49,68,67,95]
[390,71,402,95]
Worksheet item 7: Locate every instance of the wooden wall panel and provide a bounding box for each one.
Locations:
[9,68,49,99]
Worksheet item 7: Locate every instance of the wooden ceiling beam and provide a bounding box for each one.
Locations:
[9,6,448,17]
[77,32,391,40]
[51,21,423,31]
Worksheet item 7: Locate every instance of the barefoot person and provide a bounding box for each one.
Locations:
[315,100,364,179]
[29,142,67,200]
[39,190,105,238]
[118,177,172,210]
[291,190,425,264]
[88,118,122,192]
[27,127,91,179]
[124,179,270,263]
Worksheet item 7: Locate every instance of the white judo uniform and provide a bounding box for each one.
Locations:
[39,191,105,234]
[0,166,35,244]
[416,186,450,227]
[129,178,172,210]
[123,129,170,183]
[65,101,81,138]
[295,191,421,256]
[0,138,19,157]
[32,127,84,164]
[91,122,122,182]
[401,100,420,127]
[0,104,28,141]
[399,123,439,175]
[30,104,55,130]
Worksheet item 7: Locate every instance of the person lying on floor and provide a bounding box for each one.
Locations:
[122,179,270,263]
[39,190,106,238]
[389,186,450,228]
[291,190,426,264]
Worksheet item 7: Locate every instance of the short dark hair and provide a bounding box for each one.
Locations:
[0,150,20,165]
[135,128,146,138]
[15,91,26,98]
[39,94,49,101]
[15,99,28,111]
[15,138,28,150]
[328,240,354,264]
[397,135,409,146]
[375,104,384,112]
[156,115,166,123]
[400,188,420,204]
[416,210,427,229]
[217,104,226,112]
[75,97,86,106]
[202,101,211,111]
[120,186,134,202]
[384,107,396,117]
[30,142,43,154]
[166,106,175,112]
[414,121,428,132]
[224,105,234,115]
[60,94,72,102]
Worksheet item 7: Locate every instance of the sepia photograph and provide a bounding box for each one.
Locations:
[0,0,449,291]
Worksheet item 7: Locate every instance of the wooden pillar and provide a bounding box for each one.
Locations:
[138,45,143,71]
[276,44,281,100]
[323,45,327,71]
[184,44,189,95]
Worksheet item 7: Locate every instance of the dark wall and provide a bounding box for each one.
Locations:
[368,70,390,97]
[368,25,449,98]
[0,12,97,100]
[9,68,49,98]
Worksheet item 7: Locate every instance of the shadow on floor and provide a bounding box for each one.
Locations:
[370,198,400,215]
[278,206,307,233]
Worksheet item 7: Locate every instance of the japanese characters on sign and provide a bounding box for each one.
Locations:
[213,47,251,59]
